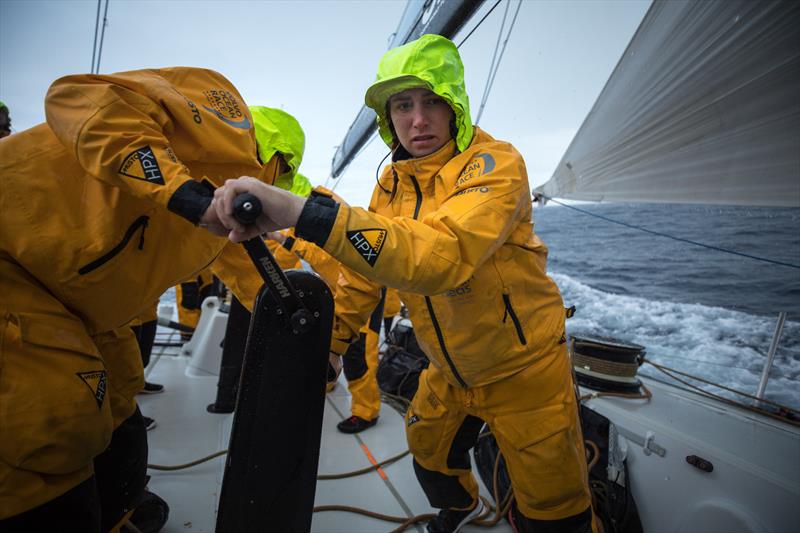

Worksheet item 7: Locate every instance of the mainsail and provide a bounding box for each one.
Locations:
[330,0,484,179]
[536,0,800,207]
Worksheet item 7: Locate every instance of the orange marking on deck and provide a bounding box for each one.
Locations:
[360,443,388,480]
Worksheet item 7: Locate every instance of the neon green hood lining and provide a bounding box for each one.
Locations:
[289,172,313,198]
[364,34,473,152]
[249,106,305,190]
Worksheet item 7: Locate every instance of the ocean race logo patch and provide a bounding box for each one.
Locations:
[77,370,107,410]
[347,228,387,267]
[456,152,496,186]
[119,146,165,185]
[202,89,250,129]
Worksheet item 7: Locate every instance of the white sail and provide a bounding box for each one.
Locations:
[536,0,800,207]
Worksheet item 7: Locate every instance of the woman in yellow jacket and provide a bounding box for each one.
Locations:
[216,35,594,533]
[0,68,290,531]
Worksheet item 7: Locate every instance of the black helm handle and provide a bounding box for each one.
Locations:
[233,193,262,225]
[232,192,312,331]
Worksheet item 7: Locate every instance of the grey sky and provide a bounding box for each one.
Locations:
[0,0,650,207]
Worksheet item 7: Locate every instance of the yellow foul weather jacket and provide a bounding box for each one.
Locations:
[295,128,566,389]
[0,67,278,517]
[1,67,276,333]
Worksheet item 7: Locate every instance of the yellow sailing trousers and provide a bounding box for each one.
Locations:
[0,257,143,518]
[345,326,382,421]
[406,339,592,521]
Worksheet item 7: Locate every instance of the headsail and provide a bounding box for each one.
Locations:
[536,0,800,207]
[330,0,484,179]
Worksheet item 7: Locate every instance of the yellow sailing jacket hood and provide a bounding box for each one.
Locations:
[365,34,473,152]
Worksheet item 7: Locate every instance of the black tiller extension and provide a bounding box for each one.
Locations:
[216,194,333,533]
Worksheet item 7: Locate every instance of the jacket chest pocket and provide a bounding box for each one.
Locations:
[78,215,149,275]
[502,293,527,345]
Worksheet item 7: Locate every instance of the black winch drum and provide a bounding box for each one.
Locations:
[570,335,645,393]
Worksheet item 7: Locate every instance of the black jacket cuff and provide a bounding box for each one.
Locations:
[295,192,339,248]
[167,180,214,224]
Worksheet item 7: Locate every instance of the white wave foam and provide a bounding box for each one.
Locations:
[552,272,800,411]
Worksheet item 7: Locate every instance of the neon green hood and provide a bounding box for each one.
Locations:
[290,172,313,198]
[249,106,305,190]
[364,34,473,152]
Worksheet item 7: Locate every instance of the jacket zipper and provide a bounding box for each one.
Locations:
[79,215,149,275]
[502,293,527,345]
[409,174,468,388]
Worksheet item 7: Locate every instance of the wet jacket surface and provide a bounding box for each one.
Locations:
[296,127,566,388]
[0,67,274,332]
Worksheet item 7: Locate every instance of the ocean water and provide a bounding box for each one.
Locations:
[534,203,800,411]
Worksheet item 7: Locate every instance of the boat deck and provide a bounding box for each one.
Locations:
[139,343,512,533]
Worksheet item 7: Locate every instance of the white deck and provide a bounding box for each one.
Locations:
[139,344,512,533]
[142,321,800,533]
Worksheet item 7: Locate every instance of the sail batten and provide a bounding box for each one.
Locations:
[537,0,800,207]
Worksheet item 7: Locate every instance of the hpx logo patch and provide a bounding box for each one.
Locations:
[407,414,420,427]
[119,146,165,185]
[77,370,107,410]
[456,153,496,187]
[347,228,387,267]
[202,89,250,129]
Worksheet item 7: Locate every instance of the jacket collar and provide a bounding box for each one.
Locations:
[391,138,457,187]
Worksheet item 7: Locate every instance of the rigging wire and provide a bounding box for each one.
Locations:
[90,0,101,72]
[540,195,800,270]
[476,0,511,122]
[93,0,110,74]
[648,352,800,378]
[482,0,511,93]
[456,0,503,49]
[475,0,523,125]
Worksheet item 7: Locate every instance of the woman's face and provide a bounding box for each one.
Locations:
[388,88,454,158]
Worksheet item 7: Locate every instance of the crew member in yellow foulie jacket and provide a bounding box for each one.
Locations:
[0,68,297,532]
[213,34,595,533]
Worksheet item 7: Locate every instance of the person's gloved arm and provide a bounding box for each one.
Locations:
[44,69,254,226]
[214,143,529,295]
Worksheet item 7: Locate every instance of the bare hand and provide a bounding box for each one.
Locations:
[214,177,307,242]
[265,231,287,245]
[198,197,230,237]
